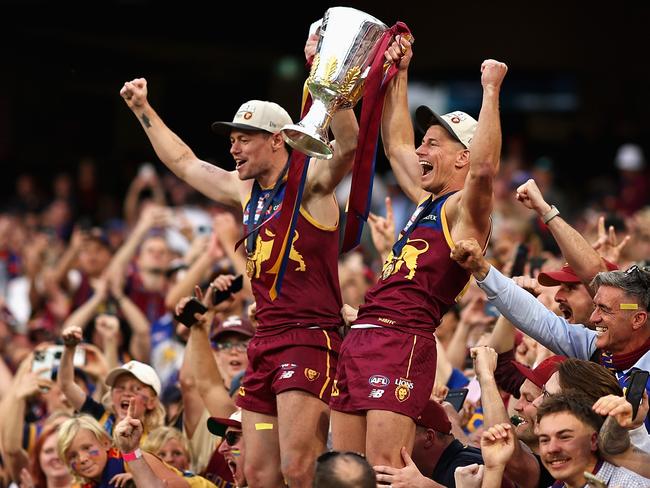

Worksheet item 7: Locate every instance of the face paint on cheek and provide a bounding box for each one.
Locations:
[70,462,77,472]
[88,449,101,457]
[230,449,241,456]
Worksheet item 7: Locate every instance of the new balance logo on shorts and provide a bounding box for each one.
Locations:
[279,370,295,380]
[368,389,385,398]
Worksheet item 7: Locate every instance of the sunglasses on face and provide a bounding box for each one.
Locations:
[224,430,242,446]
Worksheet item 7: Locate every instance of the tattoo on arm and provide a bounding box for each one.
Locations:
[140,113,152,129]
[599,416,631,455]
[199,161,219,174]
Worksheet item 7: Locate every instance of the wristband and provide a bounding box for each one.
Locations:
[122,448,143,462]
[542,205,560,224]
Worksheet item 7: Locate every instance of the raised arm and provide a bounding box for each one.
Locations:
[61,277,108,332]
[58,326,88,410]
[454,60,507,242]
[515,179,607,294]
[120,78,242,208]
[381,36,423,203]
[594,392,650,477]
[471,346,540,488]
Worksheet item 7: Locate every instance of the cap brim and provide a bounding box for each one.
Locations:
[415,106,464,147]
[511,360,544,388]
[537,271,580,287]
[207,417,241,437]
[211,121,269,137]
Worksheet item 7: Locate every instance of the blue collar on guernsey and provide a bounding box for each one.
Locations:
[245,161,289,255]
[391,192,454,257]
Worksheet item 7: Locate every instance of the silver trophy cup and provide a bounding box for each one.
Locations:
[281,7,388,160]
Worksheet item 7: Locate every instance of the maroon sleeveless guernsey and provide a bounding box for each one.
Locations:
[355,192,472,338]
[243,184,342,336]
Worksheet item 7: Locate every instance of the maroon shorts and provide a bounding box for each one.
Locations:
[236,327,341,416]
[329,327,437,421]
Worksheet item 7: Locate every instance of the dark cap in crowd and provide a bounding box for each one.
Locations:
[538,260,618,287]
[211,315,255,343]
[415,400,452,435]
[207,409,242,437]
[512,355,567,389]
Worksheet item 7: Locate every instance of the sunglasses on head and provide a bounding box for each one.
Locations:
[224,430,242,446]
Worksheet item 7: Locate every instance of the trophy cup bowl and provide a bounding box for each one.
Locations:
[281,7,388,160]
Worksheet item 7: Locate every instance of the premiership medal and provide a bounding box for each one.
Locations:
[382,258,397,280]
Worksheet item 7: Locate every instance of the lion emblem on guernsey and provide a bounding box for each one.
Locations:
[247,228,306,279]
[381,238,430,280]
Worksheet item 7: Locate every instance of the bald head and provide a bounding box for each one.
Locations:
[314,452,375,488]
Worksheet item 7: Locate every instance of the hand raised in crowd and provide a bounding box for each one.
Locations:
[114,398,144,453]
[593,391,649,430]
[368,196,395,261]
[213,212,241,249]
[480,422,516,469]
[120,78,149,110]
[451,239,491,280]
[208,274,240,312]
[453,463,484,488]
[384,34,413,72]
[137,203,173,231]
[470,346,498,381]
[373,447,429,488]
[62,325,83,348]
[15,366,53,399]
[515,178,551,215]
[480,59,508,91]
[592,215,631,264]
[511,275,543,297]
[460,295,495,329]
[95,314,120,342]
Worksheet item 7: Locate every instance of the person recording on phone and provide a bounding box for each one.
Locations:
[373,399,485,488]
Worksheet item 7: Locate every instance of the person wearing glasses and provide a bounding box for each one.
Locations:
[208,410,246,488]
[210,316,254,390]
[452,238,650,429]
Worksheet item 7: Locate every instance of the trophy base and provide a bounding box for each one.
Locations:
[282,125,333,160]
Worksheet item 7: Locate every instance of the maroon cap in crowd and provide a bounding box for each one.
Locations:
[512,355,567,389]
[538,260,618,287]
[211,315,255,343]
[415,400,452,435]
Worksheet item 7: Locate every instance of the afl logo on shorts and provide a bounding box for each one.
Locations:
[304,368,320,381]
[369,375,390,387]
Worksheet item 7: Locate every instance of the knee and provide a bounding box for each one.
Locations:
[281,451,315,486]
[244,462,274,488]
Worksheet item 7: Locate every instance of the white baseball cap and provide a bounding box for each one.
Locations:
[105,360,162,396]
[415,106,478,149]
[212,100,293,136]
[207,408,243,437]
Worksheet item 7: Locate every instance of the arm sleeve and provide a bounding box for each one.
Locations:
[80,394,106,420]
[476,266,597,359]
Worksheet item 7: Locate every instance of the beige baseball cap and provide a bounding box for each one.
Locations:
[212,100,293,136]
[105,360,162,396]
[415,106,478,149]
